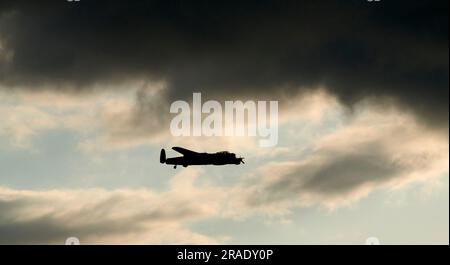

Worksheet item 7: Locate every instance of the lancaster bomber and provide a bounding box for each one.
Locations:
[160,147,245,169]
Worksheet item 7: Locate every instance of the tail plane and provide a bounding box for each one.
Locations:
[160,149,166,164]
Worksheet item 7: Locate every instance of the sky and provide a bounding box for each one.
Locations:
[0,0,448,244]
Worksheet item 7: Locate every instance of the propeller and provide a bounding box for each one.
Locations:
[239,157,245,164]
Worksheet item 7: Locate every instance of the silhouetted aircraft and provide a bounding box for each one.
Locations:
[160,147,245,169]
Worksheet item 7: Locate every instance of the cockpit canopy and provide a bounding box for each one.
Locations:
[216,151,236,158]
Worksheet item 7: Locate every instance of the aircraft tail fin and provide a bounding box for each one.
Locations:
[160,149,166,163]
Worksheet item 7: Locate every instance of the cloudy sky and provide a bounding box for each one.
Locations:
[0,0,448,244]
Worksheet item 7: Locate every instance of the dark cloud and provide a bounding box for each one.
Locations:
[0,0,448,128]
[101,84,172,144]
[243,115,449,209]
[0,188,207,244]
[245,151,407,208]
[271,154,399,196]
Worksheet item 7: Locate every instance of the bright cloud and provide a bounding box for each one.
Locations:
[0,168,227,244]
[239,104,449,213]
[0,88,448,244]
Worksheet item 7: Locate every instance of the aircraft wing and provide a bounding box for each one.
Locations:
[172,147,198,156]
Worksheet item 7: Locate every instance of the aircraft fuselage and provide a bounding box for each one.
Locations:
[160,147,244,168]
